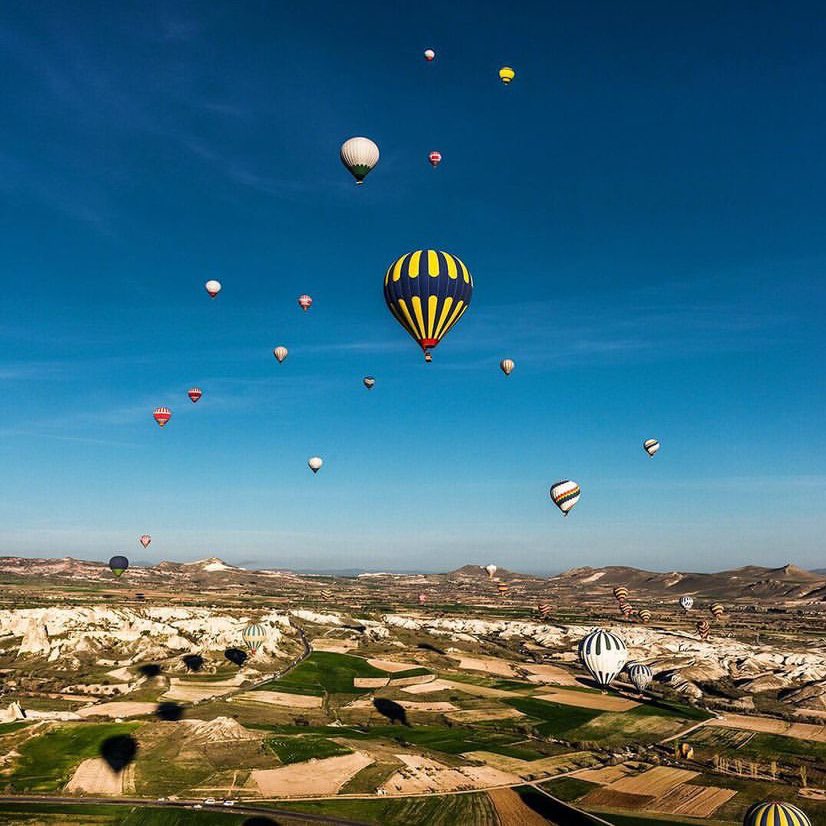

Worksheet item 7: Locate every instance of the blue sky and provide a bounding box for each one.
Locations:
[0,1,824,573]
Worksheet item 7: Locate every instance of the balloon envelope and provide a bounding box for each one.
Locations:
[579,629,628,688]
[428,151,442,167]
[500,358,514,376]
[139,535,151,549]
[204,280,222,297]
[242,623,267,653]
[383,250,473,361]
[187,387,202,403]
[643,438,660,457]
[298,295,313,311]
[273,346,288,363]
[340,137,379,184]
[363,376,376,389]
[743,802,811,826]
[550,480,580,515]
[484,564,497,579]
[499,66,515,84]
[680,596,694,611]
[308,457,323,473]
[424,49,435,61]
[153,407,171,427]
[628,662,653,693]
[109,555,129,577]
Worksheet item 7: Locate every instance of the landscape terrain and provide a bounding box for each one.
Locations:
[0,557,824,825]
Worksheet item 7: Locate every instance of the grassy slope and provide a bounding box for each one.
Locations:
[278,793,498,825]
[254,651,387,696]
[265,734,353,764]
[7,722,140,793]
[0,803,245,825]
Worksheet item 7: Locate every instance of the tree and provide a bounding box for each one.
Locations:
[800,765,808,788]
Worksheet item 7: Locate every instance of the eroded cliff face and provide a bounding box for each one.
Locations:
[0,606,295,664]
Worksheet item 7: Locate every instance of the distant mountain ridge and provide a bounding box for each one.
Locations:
[0,556,822,603]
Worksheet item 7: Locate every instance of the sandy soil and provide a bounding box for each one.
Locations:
[534,689,639,712]
[77,701,158,718]
[105,667,133,682]
[610,767,699,797]
[64,757,123,795]
[574,764,637,785]
[388,674,435,687]
[714,713,826,742]
[521,663,580,686]
[580,788,650,810]
[162,675,246,703]
[366,658,420,672]
[380,754,521,794]
[448,654,519,677]
[488,787,550,826]
[353,677,389,688]
[250,752,373,796]
[649,784,736,818]
[235,690,322,709]
[447,708,525,723]
[311,638,358,653]
[401,678,512,698]
[345,698,458,713]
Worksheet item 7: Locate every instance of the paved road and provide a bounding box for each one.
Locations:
[0,794,370,825]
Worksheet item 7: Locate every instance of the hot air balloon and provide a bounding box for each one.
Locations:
[139,535,151,549]
[499,66,515,84]
[579,629,628,689]
[620,603,634,619]
[109,555,129,578]
[320,589,334,601]
[242,623,267,653]
[187,387,202,403]
[363,376,376,390]
[340,137,379,184]
[680,596,694,612]
[484,564,497,580]
[308,456,323,474]
[550,481,580,516]
[696,620,711,640]
[428,151,442,168]
[710,603,725,620]
[204,280,222,298]
[538,602,552,618]
[499,358,515,376]
[643,439,660,457]
[418,593,427,605]
[497,582,509,595]
[273,346,288,363]
[298,294,313,312]
[627,662,653,693]
[613,586,629,602]
[638,608,652,623]
[383,250,473,362]
[424,49,435,61]
[153,407,171,427]
[743,802,811,826]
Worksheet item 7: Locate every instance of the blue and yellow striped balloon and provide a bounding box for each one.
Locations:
[743,802,811,826]
[383,250,473,362]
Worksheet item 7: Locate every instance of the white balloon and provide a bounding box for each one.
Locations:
[273,346,288,363]
[627,662,653,693]
[579,629,628,688]
[308,456,323,473]
[204,280,222,297]
[340,137,380,184]
[643,439,660,457]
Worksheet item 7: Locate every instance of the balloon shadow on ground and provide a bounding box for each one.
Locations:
[155,702,184,722]
[182,654,204,672]
[138,664,162,678]
[417,642,446,655]
[373,697,409,726]
[225,647,248,667]
[343,623,366,634]
[100,734,138,772]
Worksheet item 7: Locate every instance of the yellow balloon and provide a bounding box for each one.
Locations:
[499,66,515,84]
